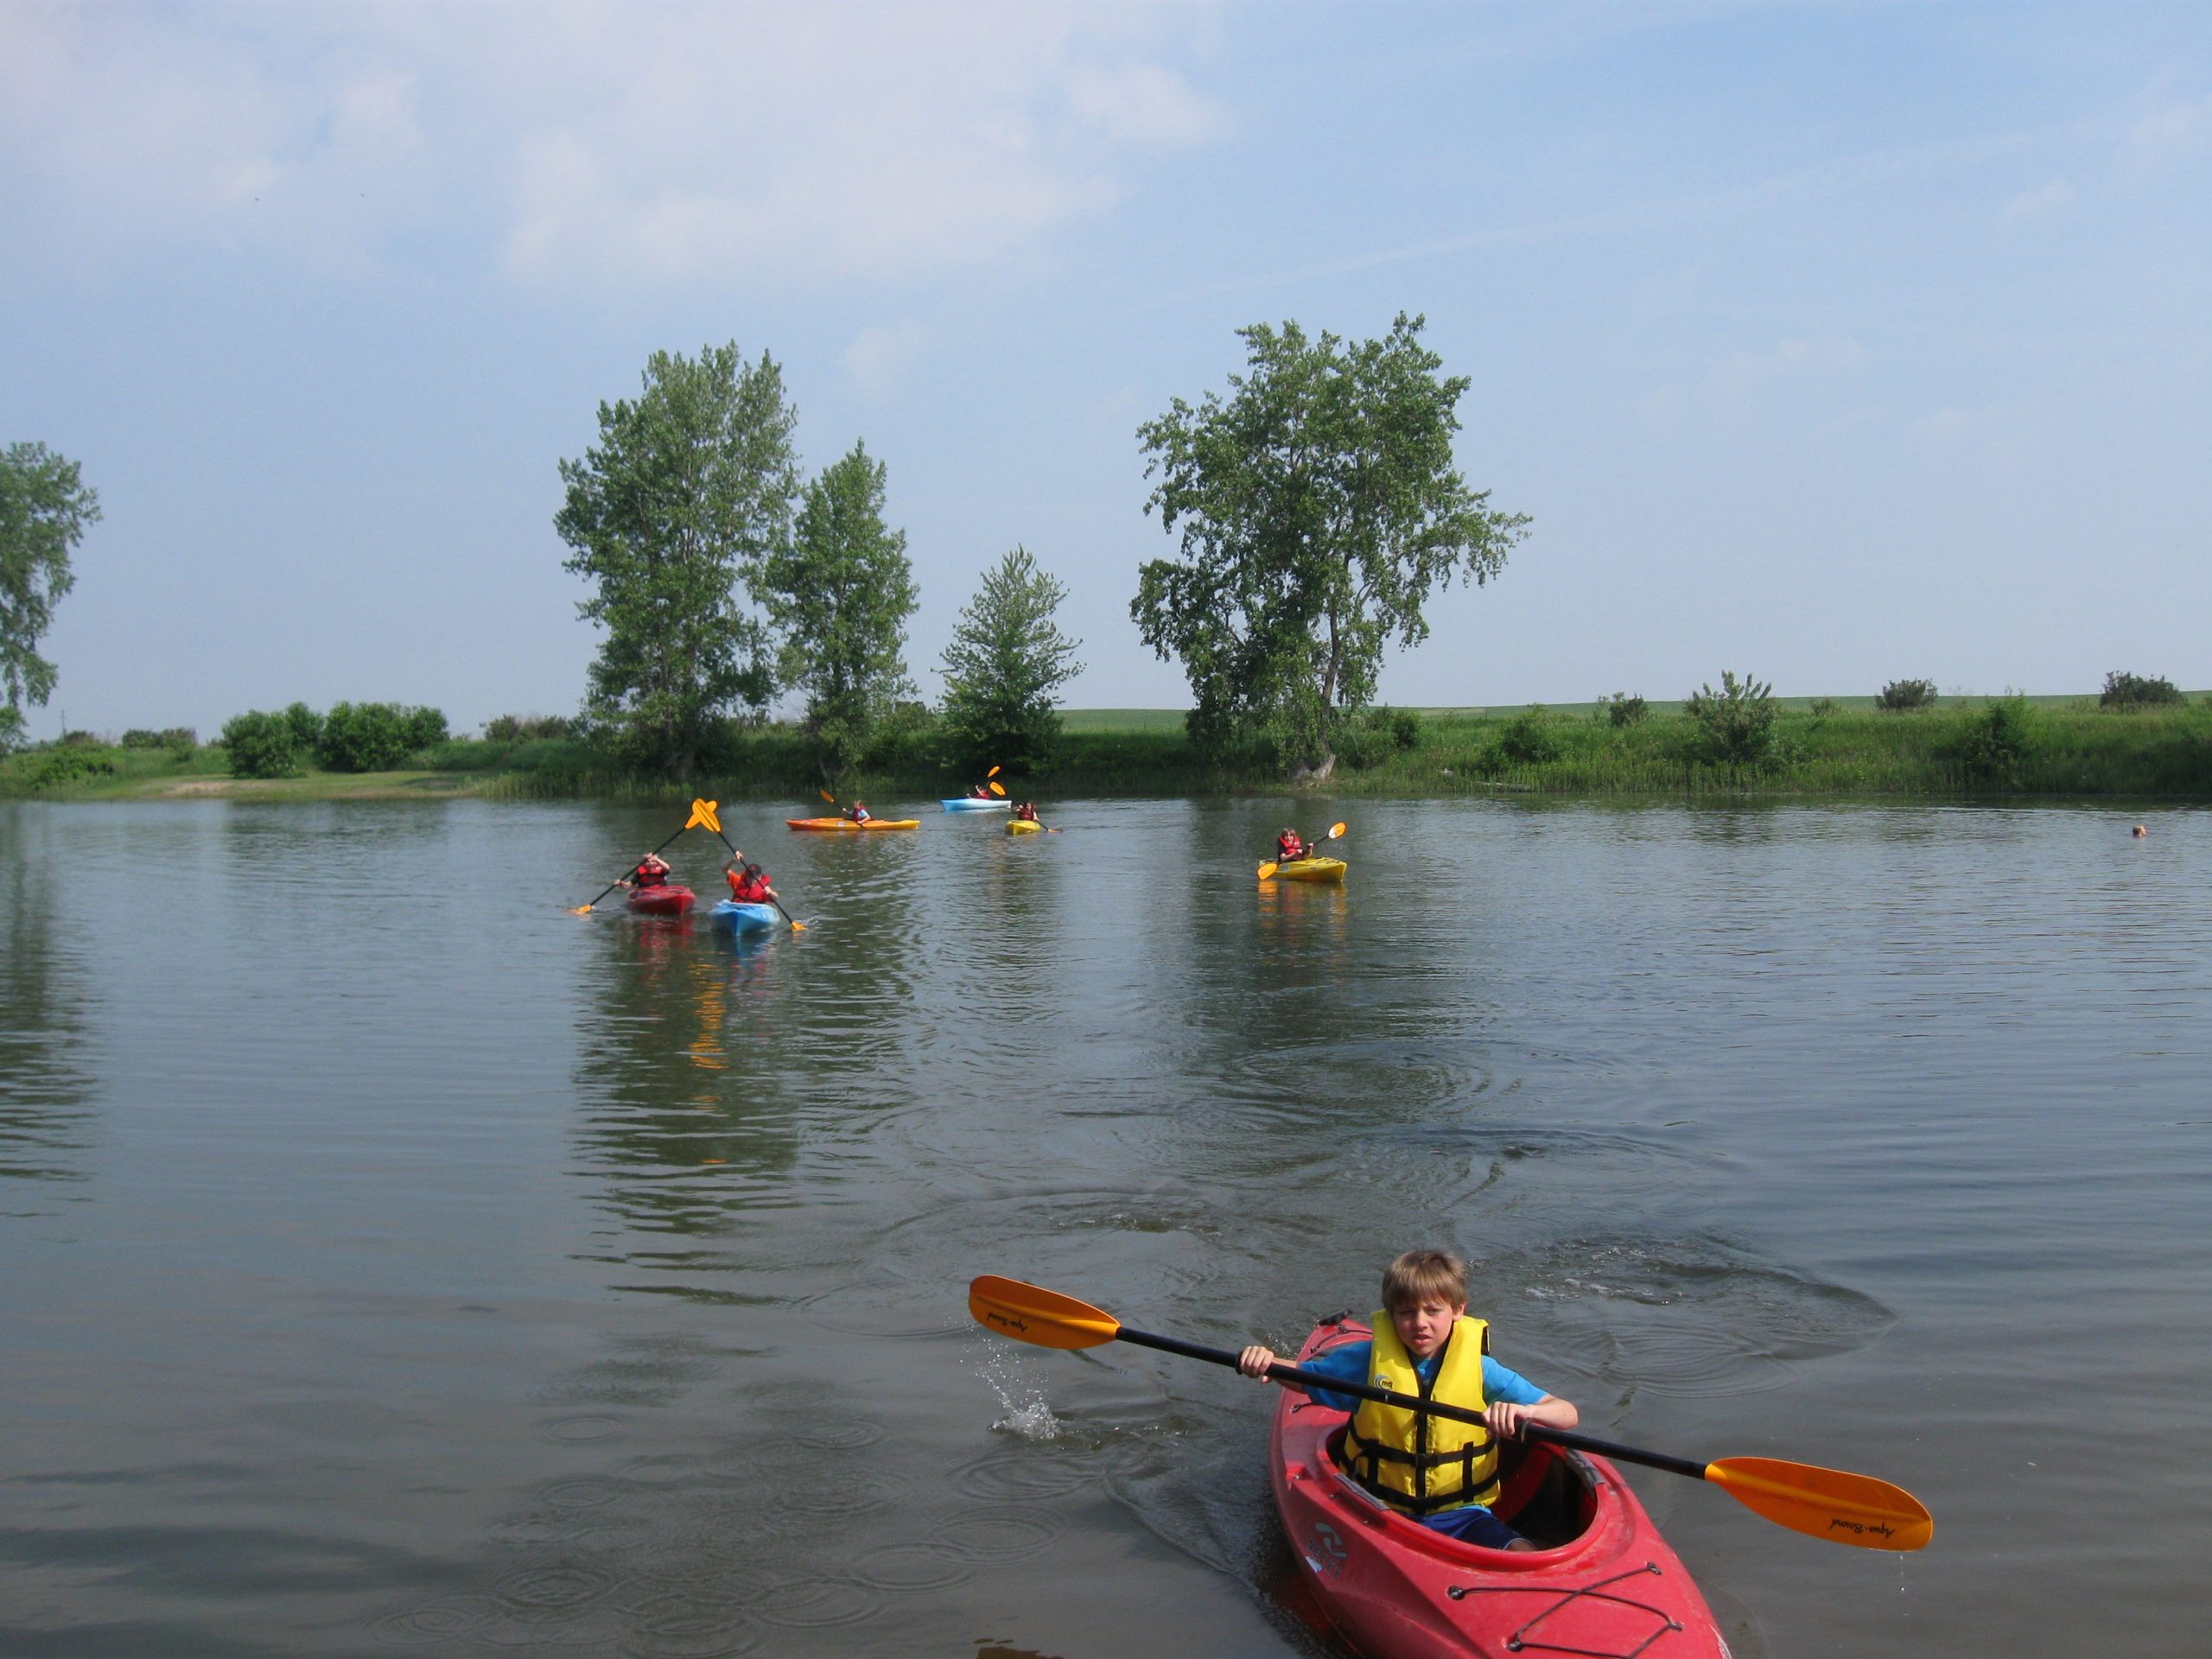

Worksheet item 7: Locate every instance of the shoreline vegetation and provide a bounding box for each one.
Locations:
[9,696,2212,804]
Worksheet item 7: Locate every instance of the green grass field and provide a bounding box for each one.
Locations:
[10,695,2211,802]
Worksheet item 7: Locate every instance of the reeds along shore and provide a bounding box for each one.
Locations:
[10,698,2212,802]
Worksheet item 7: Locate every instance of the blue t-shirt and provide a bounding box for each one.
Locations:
[1295,1339,1546,1415]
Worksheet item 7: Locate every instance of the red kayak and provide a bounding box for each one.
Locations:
[625,883,696,917]
[1272,1316,1729,1659]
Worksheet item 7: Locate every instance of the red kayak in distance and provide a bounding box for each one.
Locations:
[1272,1315,1730,1659]
[625,884,696,917]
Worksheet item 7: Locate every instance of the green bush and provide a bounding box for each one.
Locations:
[1600,692,1647,728]
[219,711,301,778]
[317,702,445,772]
[1685,671,1777,765]
[1385,707,1422,750]
[1876,678,1937,712]
[282,702,323,750]
[859,702,942,775]
[1948,695,2033,785]
[120,726,197,752]
[19,744,118,789]
[483,714,575,743]
[2101,671,2183,709]
[406,706,448,750]
[1497,707,1563,765]
[1808,697,1840,719]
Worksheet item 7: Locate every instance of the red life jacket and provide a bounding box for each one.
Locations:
[1278,835,1304,861]
[634,862,668,887]
[730,871,771,904]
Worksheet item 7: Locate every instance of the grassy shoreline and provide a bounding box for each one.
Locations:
[9,698,2212,804]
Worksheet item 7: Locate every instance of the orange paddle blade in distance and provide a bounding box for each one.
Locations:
[969,1275,1122,1351]
[1327,822,1347,838]
[987,765,1001,779]
[1706,1457,1934,1551]
[989,780,1007,796]
[818,788,836,804]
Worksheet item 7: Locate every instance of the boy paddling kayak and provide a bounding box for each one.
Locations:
[1237,1249,1577,1551]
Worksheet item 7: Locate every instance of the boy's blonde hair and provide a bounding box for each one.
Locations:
[1382,1249,1468,1313]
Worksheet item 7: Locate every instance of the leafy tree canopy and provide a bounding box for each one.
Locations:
[759,440,917,773]
[1132,314,1527,765]
[0,442,100,720]
[556,343,797,774]
[939,546,1084,774]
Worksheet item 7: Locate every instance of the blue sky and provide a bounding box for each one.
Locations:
[4,1,2208,736]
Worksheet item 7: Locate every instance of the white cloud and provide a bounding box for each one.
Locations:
[842,323,931,400]
[2117,75,2211,186]
[0,2,1227,290]
[2002,178,2075,223]
[1707,337,1866,396]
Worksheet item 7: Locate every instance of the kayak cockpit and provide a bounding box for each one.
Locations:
[1320,1427,1599,1553]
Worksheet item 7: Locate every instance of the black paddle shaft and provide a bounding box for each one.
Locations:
[1114,1325,1709,1483]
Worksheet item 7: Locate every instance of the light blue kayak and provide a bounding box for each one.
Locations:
[942,798,1010,811]
[708,900,780,936]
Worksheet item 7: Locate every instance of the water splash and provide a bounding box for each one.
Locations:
[972,1347,1062,1440]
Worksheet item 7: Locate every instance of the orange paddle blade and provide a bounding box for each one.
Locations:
[686,798,721,834]
[987,765,1001,778]
[969,1275,1122,1350]
[569,904,594,914]
[1327,822,1347,838]
[1255,861,1279,880]
[818,788,836,804]
[1706,1457,1934,1551]
[989,780,1007,796]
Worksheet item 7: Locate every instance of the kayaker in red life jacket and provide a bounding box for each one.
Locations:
[970,783,994,799]
[1014,802,1039,823]
[1236,1249,1579,1553]
[845,800,872,824]
[1277,828,1306,862]
[621,853,672,890]
[723,855,777,906]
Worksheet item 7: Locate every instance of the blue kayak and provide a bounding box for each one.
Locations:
[942,798,1010,812]
[708,900,780,936]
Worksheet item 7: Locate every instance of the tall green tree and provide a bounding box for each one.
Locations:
[938,546,1084,773]
[1132,314,1528,768]
[556,343,798,774]
[0,442,100,748]
[760,440,918,773]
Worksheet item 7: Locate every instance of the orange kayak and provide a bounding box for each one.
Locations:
[785,817,921,831]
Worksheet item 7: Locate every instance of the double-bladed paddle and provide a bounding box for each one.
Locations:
[967,1274,1933,1552]
[570,798,721,913]
[1257,822,1348,881]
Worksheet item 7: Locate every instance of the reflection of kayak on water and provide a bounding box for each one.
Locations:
[626,884,696,914]
[785,817,921,831]
[1272,1313,1729,1659]
[707,900,779,935]
[1267,856,1345,883]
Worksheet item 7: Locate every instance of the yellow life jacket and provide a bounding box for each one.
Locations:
[1340,1312,1498,1514]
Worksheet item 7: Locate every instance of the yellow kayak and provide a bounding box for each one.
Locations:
[1268,856,1345,883]
[785,817,921,831]
[1006,818,1045,836]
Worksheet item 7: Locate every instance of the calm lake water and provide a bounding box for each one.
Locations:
[3,797,2207,1657]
